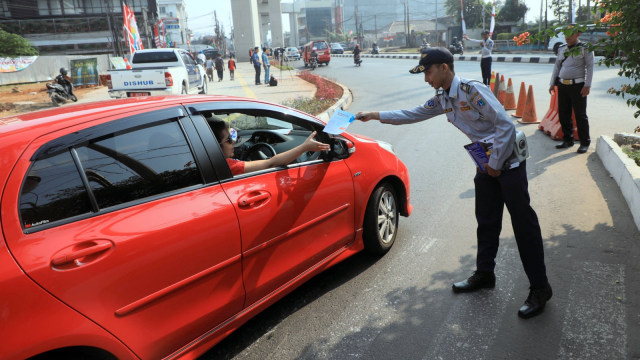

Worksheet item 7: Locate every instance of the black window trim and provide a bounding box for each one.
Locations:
[21,106,219,234]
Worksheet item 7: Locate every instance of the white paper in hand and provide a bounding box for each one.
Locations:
[323,109,355,134]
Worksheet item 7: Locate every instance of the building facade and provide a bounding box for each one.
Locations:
[0,0,158,55]
[157,0,187,48]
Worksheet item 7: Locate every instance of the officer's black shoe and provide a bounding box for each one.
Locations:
[518,283,553,319]
[452,271,496,293]
[577,144,589,153]
[555,140,574,149]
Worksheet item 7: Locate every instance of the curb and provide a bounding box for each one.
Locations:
[596,135,640,232]
[332,53,557,64]
[316,79,353,123]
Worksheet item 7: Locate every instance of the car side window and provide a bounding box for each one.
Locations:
[19,120,203,230]
[182,53,196,66]
[19,151,93,229]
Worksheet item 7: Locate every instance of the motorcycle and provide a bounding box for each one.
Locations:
[371,46,379,55]
[449,43,464,55]
[309,54,318,70]
[46,73,77,106]
[354,54,362,66]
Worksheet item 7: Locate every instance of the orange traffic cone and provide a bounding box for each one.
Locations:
[539,87,558,132]
[497,75,507,105]
[511,82,527,118]
[489,71,496,91]
[503,78,517,110]
[493,73,501,97]
[124,58,132,69]
[518,85,540,124]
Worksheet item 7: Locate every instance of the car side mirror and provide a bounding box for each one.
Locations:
[325,137,354,160]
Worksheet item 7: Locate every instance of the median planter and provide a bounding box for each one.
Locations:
[596,135,640,232]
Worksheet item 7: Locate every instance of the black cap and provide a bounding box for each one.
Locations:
[409,47,454,74]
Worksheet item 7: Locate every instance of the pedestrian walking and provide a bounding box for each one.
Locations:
[228,56,236,81]
[214,54,225,82]
[205,57,214,82]
[549,24,594,154]
[197,50,206,65]
[355,47,552,319]
[262,48,271,85]
[464,30,494,86]
[251,46,262,85]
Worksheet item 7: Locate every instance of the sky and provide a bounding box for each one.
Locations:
[184,0,552,38]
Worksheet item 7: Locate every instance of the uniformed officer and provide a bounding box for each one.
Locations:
[464,30,494,86]
[549,24,594,154]
[356,47,552,319]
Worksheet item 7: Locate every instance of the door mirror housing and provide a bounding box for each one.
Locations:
[325,137,354,160]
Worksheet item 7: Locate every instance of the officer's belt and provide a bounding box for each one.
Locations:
[558,77,585,85]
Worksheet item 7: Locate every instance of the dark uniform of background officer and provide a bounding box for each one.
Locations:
[549,24,594,154]
[356,47,552,319]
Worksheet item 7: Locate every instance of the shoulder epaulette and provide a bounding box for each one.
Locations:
[460,80,483,94]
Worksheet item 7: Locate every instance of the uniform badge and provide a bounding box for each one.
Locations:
[470,92,479,102]
[475,97,486,107]
[424,98,436,109]
[460,105,472,111]
[443,108,453,113]
[460,101,467,106]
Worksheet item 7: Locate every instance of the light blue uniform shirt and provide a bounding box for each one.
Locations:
[379,76,516,170]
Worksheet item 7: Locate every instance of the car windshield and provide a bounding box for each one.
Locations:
[314,42,328,50]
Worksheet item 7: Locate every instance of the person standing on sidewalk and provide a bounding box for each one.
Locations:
[251,46,262,85]
[214,54,225,82]
[355,47,552,319]
[228,56,236,81]
[262,48,271,85]
[464,30,494,86]
[549,24,594,154]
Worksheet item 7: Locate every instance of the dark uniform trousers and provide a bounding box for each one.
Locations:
[557,82,590,145]
[481,57,492,86]
[474,161,548,287]
[254,64,261,84]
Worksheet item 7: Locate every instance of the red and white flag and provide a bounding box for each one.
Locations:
[489,0,496,35]
[122,2,144,55]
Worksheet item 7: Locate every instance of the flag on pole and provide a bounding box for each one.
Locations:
[460,0,466,36]
[489,0,496,35]
[154,19,167,48]
[122,2,144,55]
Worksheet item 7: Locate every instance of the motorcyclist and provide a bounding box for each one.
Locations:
[310,47,318,61]
[449,36,463,54]
[55,67,74,96]
[353,44,361,62]
[372,42,379,54]
[451,36,459,47]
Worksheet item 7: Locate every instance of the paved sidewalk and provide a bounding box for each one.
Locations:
[206,61,315,105]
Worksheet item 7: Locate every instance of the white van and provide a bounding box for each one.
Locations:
[548,24,609,55]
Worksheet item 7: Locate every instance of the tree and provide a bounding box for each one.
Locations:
[549,0,569,23]
[445,0,487,29]
[497,0,528,23]
[0,29,38,57]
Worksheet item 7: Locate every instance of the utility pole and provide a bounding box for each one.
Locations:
[354,0,358,43]
[374,15,377,44]
[407,0,411,47]
[569,0,573,23]
[435,0,438,46]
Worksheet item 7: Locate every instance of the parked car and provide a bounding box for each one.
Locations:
[303,40,331,67]
[106,48,207,98]
[284,46,301,60]
[548,24,610,55]
[1,95,411,360]
[330,42,344,54]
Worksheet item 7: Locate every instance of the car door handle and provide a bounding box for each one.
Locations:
[51,242,113,266]
[237,191,271,207]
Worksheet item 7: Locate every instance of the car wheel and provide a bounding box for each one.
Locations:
[325,61,329,66]
[363,183,399,255]
[199,79,207,94]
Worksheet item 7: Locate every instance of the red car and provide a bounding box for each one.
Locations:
[303,40,331,67]
[1,96,411,360]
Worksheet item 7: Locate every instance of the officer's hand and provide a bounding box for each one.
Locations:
[484,164,501,178]
[580,86,590,97]
[355,112,378,122]
[549,85,555,95]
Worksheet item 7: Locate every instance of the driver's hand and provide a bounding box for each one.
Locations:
[303,131,331,152]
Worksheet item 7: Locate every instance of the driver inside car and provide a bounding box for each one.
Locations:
[211,120,330,175]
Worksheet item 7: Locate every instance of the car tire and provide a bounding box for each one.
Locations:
[363,183,399,255]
